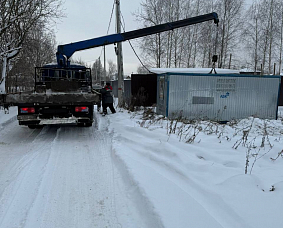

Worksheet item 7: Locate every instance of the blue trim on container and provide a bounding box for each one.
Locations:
[276,77,281,119]
[166,75,170,117]
[157,72,281,79]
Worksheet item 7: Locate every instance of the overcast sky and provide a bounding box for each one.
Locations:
[55,0,253,75]
[55,0,143,75]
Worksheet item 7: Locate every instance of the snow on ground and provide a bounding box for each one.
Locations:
[109,107,283,228]
[0,106,283,228]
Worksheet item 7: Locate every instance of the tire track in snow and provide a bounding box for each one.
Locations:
[16,115,120,228]
[0,126,61,228]
[0,126,59,192]
[0,110,159,228]
[0,121,45,145]
[23,127,65,228]
[96,112,160,228]
[104,115,165,228]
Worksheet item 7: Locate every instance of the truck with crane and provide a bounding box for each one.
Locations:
[0,12,219,128]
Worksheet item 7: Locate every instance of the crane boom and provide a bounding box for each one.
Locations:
[56,12,219,67]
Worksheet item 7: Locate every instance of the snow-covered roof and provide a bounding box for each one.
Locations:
[239,68,260,73]
[150,68,240,74]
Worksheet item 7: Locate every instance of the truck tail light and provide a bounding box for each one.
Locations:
[20,107,35,113]
[75,106,89,112]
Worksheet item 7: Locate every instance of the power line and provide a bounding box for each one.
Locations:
[107,1,116,35]
[97,0,116,62]
[120,12,151,73]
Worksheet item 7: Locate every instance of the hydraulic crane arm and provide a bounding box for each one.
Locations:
[56,12,219,67]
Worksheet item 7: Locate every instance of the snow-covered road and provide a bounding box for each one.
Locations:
[0,110,149,228]
[0,107,283,228]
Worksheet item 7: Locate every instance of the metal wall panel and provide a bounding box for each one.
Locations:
[110,80,131,99]
[158,73,280,121]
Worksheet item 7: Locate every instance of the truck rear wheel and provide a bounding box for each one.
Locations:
[85,122,92,127]
[77,122,92,127]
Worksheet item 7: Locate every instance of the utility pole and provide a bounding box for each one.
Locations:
[98,57,101,85]
[104,46,106,84]
[115,0,124,107]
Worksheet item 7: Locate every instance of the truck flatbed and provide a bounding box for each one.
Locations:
[2,91,100,105]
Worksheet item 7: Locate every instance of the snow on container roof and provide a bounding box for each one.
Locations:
[240,68,256,72]
[150,68,240,74]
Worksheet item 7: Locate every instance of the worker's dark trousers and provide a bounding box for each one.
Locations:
[102,103,116,114]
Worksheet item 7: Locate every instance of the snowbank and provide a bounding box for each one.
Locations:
[108,107,283,228]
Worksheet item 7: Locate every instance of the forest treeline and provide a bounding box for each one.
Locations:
[136,0,283,75]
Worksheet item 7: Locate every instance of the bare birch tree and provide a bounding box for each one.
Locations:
[243,0,282,74]
[6,24,56,92]
[107,59,117,80]
[136,0,167,68]
[0,0,64,94]
[243,0,261,72]
[214,0,244,68]
[91,59,105,83]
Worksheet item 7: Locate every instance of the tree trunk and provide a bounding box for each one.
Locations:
[268,0,274,75]
[178,29,185,67]
[0,57,8,94]
[219,2,227,68]
[157,33,161,68]
[192,0,200,68]
[262,0,272,74]
[254,13,258,73]
[262,32,269,75]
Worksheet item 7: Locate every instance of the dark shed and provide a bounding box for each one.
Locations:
[279,76,283,106]
[131,74,157,106]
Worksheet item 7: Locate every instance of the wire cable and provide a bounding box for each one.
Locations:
[107,1,116,35]
[120,12,151,73]
[97,0,116,60]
